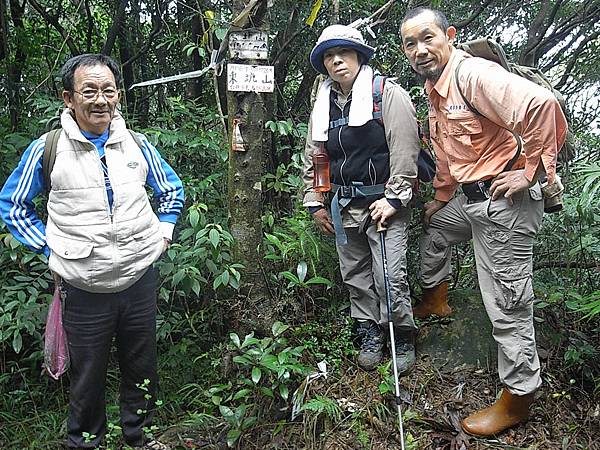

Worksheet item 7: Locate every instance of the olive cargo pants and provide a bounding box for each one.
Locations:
[420,186,544,395]
[337,207,416,332]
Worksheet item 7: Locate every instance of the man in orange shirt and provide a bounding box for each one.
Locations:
[400,7,567,437]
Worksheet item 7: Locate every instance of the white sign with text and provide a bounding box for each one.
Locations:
[227,64,274,93]
[229,31,268,60]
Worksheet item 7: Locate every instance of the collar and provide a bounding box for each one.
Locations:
[60,109,128,145]
[425,47,466,99]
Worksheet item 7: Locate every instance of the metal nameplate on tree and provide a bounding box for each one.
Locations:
[229,30,268,60]
[227,64,274,93]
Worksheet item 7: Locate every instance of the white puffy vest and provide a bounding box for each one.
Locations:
[46,110,163,293]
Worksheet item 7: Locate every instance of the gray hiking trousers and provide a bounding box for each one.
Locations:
[420,185,544,395]
[337,206,416,332]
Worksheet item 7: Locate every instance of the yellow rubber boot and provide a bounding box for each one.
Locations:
[413,281,452,319]
[462,388,534,436]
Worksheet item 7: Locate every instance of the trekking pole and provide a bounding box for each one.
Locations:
[377,220,406,450]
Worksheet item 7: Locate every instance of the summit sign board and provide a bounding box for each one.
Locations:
[229,31,268,60]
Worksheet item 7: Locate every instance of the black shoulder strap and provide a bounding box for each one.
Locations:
[43,128,62,191]
[454,59,481,116]
[454,59,522,172]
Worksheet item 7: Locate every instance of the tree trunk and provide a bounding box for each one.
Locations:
[0,0,9,61]
[187,10,204,99]
[7,0,25,130]
[102,0,127,56]
[226,0,275,335]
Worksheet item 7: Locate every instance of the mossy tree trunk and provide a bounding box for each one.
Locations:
[226,0,276,335]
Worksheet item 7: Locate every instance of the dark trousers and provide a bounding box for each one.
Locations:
[62,267,159,448]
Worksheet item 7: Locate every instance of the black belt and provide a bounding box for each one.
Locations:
[462,179,492,203]
[461,140,523,204]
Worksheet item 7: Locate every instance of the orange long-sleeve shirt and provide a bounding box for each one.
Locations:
[425,48,568,202]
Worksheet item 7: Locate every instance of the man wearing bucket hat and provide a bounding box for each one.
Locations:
[302,25,421,373]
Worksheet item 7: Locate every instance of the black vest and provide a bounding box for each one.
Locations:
[326,91,390,187]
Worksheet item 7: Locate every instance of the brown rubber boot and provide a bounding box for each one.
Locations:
[461,388,534,436]
[413,281,452,319]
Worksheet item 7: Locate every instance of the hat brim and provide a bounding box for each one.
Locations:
[310,39,375,75]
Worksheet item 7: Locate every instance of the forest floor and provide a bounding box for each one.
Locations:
[158,311,600,450]
[6,292,597,450]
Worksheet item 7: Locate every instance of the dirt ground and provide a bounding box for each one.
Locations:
[166,348,599,450]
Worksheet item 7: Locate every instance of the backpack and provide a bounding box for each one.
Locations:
[372,75,436,182]
[42,128,144,191]
[455,38,575,163]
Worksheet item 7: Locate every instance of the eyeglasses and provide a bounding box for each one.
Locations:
[73,88,119,101]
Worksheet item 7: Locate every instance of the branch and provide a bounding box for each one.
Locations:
[27,0,80,54]
[84,0,93,51]
[534,260,600,271]
[349,0,396,29]
[273,7,306,71]
[540,27,584,71]
[537,10,598,56]
[520,0,565,66]
[454,0,497,29]
[101,0,127,56]
[554,30,600,90]
[122,1,163,67]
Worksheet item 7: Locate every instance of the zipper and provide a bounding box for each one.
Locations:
[335,97,349,186]
[91,143,113,222]
[104,143,118,287]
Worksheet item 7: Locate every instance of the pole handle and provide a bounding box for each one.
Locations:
[376,220,387,233]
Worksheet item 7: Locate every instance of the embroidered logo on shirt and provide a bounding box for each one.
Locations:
[447,104,470,112]
[127,162,139,169]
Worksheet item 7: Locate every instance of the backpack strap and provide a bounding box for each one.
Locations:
[328,75,387,130]
[43,128,62,191]
[372,74,385,123]
[454,59,522,172]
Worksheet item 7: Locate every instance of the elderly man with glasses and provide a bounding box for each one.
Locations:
[0,54,184,450]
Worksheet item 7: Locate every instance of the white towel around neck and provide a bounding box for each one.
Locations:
[311,65,375,142]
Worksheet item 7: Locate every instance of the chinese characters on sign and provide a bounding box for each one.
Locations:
[227,64,274,93]
[229,31,268,60]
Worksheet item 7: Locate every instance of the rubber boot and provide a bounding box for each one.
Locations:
[413,281,452,319]
[356,320,384,371]
[461,388,534,436]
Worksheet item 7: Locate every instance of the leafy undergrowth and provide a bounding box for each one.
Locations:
[155,318,599,450]
[2,306,598,449]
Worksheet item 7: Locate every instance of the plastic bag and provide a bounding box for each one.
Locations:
[44,286,69,380]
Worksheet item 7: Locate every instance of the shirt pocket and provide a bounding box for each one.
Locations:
[447,112,482,160]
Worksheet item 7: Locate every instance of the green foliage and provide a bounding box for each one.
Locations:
[1,1,599,448]
[294,316,356,369]
[262,153,304,197]
[279,260,333,290]
[301,394,342,422]
[265,119,307,140]
[377,361,396,396]
[574,160,600,208]
[208,322,309,447]
[0,232,51,354]
[264,210,337,280]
